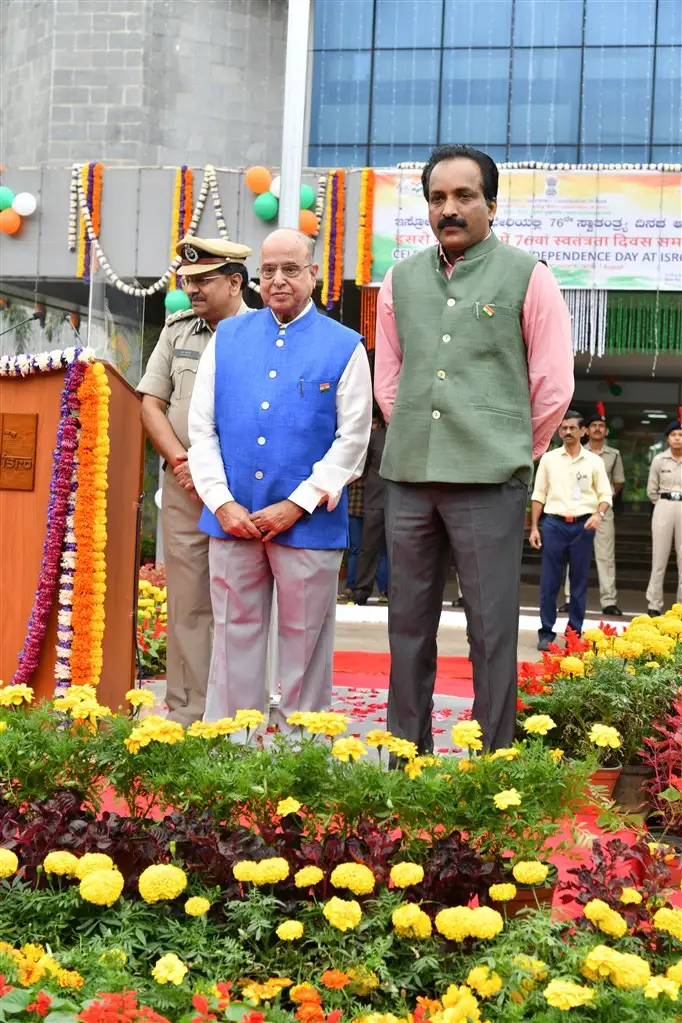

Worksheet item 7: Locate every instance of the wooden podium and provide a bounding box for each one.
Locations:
[0,363,144,708]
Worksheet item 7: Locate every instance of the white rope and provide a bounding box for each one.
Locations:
[562,288,607,358]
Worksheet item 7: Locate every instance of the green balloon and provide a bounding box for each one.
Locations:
[300,184,315,210]
[0,186,15,211]
[254,192,279,221]
[164,289,192,313]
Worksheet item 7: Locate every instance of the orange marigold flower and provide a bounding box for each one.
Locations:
[290,984,321,1004]
[320,970,350,990]
[296,1002,326,1023]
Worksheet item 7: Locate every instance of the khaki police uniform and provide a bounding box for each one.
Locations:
[646,446,682,611]
[137,235,251,724]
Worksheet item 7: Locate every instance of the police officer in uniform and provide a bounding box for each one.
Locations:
[137,235,252,724]
[646,417,682,615]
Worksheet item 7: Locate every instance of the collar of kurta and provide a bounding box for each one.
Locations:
[436,230,497,274]
[269,299,316,333]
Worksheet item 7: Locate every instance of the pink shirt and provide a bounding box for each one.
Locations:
[374,253,574,461]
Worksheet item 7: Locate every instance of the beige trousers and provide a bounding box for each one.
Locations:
[205,538,342,732]
[161,470,212,725]
[563,508,617,608]
[646,499,682,610]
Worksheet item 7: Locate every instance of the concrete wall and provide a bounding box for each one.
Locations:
[0,0,287,168]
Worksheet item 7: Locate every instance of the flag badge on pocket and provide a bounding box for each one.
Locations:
[482,304,495,317]
[319,382,331,391]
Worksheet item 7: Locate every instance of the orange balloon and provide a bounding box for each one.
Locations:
[299,209,318,236]
[0,208,21,235]
[245,166,273,195]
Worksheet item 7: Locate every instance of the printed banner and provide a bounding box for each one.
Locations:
[371,169,682,290]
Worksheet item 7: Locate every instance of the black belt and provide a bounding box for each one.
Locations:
[546,513,591,523]
[660,492,682,502]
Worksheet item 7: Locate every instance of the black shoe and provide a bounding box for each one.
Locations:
[648,607,662,617]
[602,605,623,616]
[537,637,552,651]
[451,597,464,608]
[558,602,570,614]
[353,593,368,606]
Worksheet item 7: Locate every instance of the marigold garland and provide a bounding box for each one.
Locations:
[169,166,194,291]
[73,163,103,282]
[320,173,334,308]
[71,363,110,688]
[332,170,345,306]
[355,168,375,286]
[321,171,345,310]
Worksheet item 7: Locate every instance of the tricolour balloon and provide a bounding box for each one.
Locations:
[0,208,22,234]
[11,192,37,217]
[300,183,315,210]
[299,209,318,236]
[0,186,15,211]
[254,192,279,221]
[269,175,281,199]
[245,166,273,195]
[164,289,192,313]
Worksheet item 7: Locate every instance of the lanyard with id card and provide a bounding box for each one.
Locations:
[572,468,590,502]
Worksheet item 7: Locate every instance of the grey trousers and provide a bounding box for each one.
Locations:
[385,478,528,752]
[204,538,343,732]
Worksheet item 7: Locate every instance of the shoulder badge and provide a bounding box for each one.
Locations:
[165,308,196,327]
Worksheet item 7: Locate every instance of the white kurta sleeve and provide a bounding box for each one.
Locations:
[288,343,373,515]
[187,338,235,513]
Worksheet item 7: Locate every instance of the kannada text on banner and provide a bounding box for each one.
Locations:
[371,169,682,290]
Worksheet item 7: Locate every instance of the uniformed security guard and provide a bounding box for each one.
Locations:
[561,411,625,615]
[137,235,252,724]
[645,417,682,615]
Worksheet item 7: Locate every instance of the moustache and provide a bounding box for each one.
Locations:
[438,215,468,231]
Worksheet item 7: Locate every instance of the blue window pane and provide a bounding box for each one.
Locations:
[308,145,368,167]
[514,0,583,46]
[369,144,433,166]
[585,0,656,46]
[371,50,440,144]
[443,0,512,47]
[651,145,680,163]
[375,0,443,48]
[466,145,508,163]
[658,0,682,40]
[581,48,653,145]
[313,0,373,50]
[310,52,371,146]
[580,145,651,162]
[511,48,581,145]
[440,49,509,146]
[507,145,579,163]
[653,47,682,145]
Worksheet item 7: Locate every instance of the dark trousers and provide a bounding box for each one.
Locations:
[345,515,363,590]
[354,507,388,599]
[539,514,595,641]
[385,478,527,753]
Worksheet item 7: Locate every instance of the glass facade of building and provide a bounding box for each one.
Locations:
[309,0,682,166]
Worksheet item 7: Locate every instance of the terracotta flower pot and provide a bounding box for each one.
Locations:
[612,765,654,815]
[577,766,622,815]
[504,883,556,918]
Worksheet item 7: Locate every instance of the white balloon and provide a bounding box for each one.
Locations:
[154,488,163,510]
[11,192,37,217]
[269,175,281,199]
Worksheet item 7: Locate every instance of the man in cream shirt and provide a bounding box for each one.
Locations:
[530,410,612,650]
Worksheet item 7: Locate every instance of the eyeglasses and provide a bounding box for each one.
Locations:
[258,263,313,280]
[180,274,222,288]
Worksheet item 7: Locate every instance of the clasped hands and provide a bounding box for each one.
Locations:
[216,499,305,542]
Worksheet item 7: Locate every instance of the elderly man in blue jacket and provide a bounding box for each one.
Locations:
[189,228,373,731]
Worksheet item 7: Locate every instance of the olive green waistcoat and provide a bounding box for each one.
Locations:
[381,233,537,485]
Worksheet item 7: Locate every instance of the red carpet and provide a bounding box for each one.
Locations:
[333,651,476,698]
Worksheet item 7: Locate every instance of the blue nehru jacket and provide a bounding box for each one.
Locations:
[198,304,362,549]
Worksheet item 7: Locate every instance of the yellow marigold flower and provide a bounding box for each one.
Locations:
[610,953,652,990]
[644,976,680,1000]
[234,709,265,729]
[489,747,519,761]
[657,618,682,637]
[43,851,79,877]
[294,865,324,887]
[391,902,432,939]
[276,797,302,817]
[544,980,594,1010]
[390,862,424,888]
[331,737,367,762]
[0,849,19,877]
[467,965,503,998]
[286,711,313,727]
[99,948,127,965]
[667,960,682,985]
[252,858,290,885]
[186,721,219,739]
[125,688,155,708]
[75,853,114,879]
[215,717,241,735]
[79,868,124,907]
[513,955,548,981]
[613,638,644,659]
[644,661,661,668]
[588,723,622,749]
[331,862,375,895]
[489,883,517,901]
[234,860,257,883]
[493,788,522,811]
[549,748,564,762]
[559,656,585,677]
[457,758,476,773]
[582,944,623,982]
[323,896,362,931]
[441,984,481,1021]
[585,628,608,643]
[469,906,504,939]
[138,864,188,903]
[0,684,34,707]
[619,887,642,905]
[385,736,419,761]
[522,714,556,736]
[404,757,425,779]
[184,896,210,916]
[584,898,627,938]
[57,969,84,990]
[276,920,304,941]
[654,907,682,941]
[306,711,349,737]
[435,906,473,941]
[0,721,7,733]
[512,861,549,885]
[152,952,188,985]
[451,720,483,751]
[365,729,393,747]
